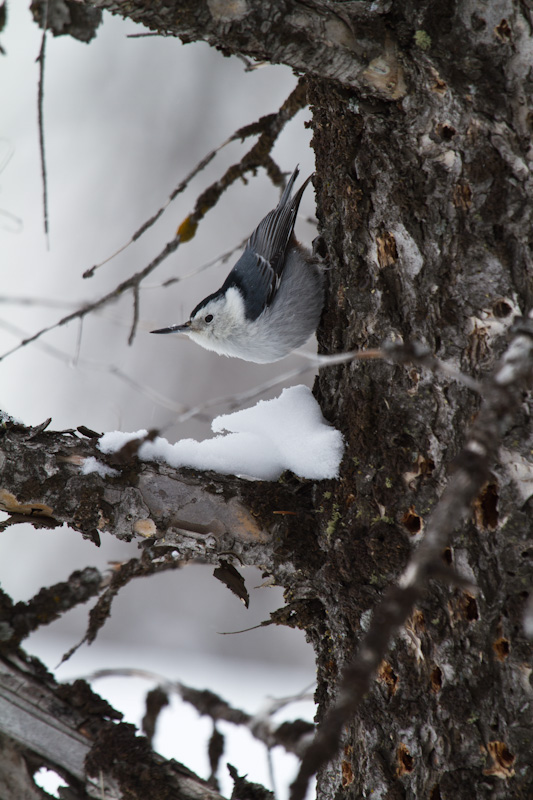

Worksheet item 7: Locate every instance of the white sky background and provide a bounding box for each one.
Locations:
[0,5,319,797]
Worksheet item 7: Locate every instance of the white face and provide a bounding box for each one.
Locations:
[186,287,246,356]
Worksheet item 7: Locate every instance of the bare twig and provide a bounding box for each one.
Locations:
[0,139,24,232]
[0,300,482,432]
[1,81,308,357]
[294,341,482,393]
[0,317,195,416]
[0,294,78,309]
[0,234,182,363]
[83,79,307,280]
[175,79,307,249]
[290,315,533,800]
[36,0,49,244]
[129,284,140,345]
[83,668,315,758]
[143,237,248,290]
[82,143,233,279]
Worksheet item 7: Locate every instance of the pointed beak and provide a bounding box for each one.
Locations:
[150,321,191,334]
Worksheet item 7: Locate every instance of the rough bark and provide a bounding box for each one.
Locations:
[2,1,533,798]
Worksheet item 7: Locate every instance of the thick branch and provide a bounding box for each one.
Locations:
[82,0,402,97]
[0,419,308,574]
[0,652,226,800]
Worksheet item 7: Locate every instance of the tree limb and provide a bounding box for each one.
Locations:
[81,0,402,97]
[0,652,227,800]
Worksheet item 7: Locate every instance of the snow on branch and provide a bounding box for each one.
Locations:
[98,386,345,481]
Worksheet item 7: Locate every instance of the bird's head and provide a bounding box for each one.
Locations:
[150,287,246,357]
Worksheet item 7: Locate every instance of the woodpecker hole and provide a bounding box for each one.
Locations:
[402,506,422,534]
[442,547,453,565]
[495,19,512,41]
[460,591,479,621]
[396,743,414,776]
[430,665,443,693]
[430,783,442,800]
[421,456,435,475]
[474,482,499,530]
[377,231,398,268]
[437,122,456,140]
[492,299,513,318]
[484,741,516,778]
[492,636,510,661]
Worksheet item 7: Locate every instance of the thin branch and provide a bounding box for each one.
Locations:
[0,304,482,430]
[0,567,103,649]
[0,316,196,416]
[0,294,78,309]
[128,284,140,345]
[143,237,248,290]
[36,0,49,245]
[83,668,315,758]
[171,342,481,427]
[290,315,533,800]
[0,234,182,363]
[83,79,307,280]
[177,81,307,245]
[0,208,23,233]
[82,141,233,279]
[293,340,482,393]
[0,654,227,800]
[1,83,307,364]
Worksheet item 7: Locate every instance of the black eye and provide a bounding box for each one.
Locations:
[205,314,213,324]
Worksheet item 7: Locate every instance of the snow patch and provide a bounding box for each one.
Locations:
[81,456,120,479]
[98,386,344,481]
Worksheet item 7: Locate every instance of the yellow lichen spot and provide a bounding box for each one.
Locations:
[414,30,431,50]
[176,215,198,242]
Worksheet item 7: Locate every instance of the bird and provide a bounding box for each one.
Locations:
[151,166,325,363]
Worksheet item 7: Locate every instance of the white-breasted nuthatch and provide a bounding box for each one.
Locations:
[151,167,324,363]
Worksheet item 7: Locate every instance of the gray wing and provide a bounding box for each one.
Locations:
[226,167,312,320]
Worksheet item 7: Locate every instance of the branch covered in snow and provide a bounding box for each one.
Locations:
[0,402,322,636]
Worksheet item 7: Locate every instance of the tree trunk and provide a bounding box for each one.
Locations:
[2,1,533,798]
